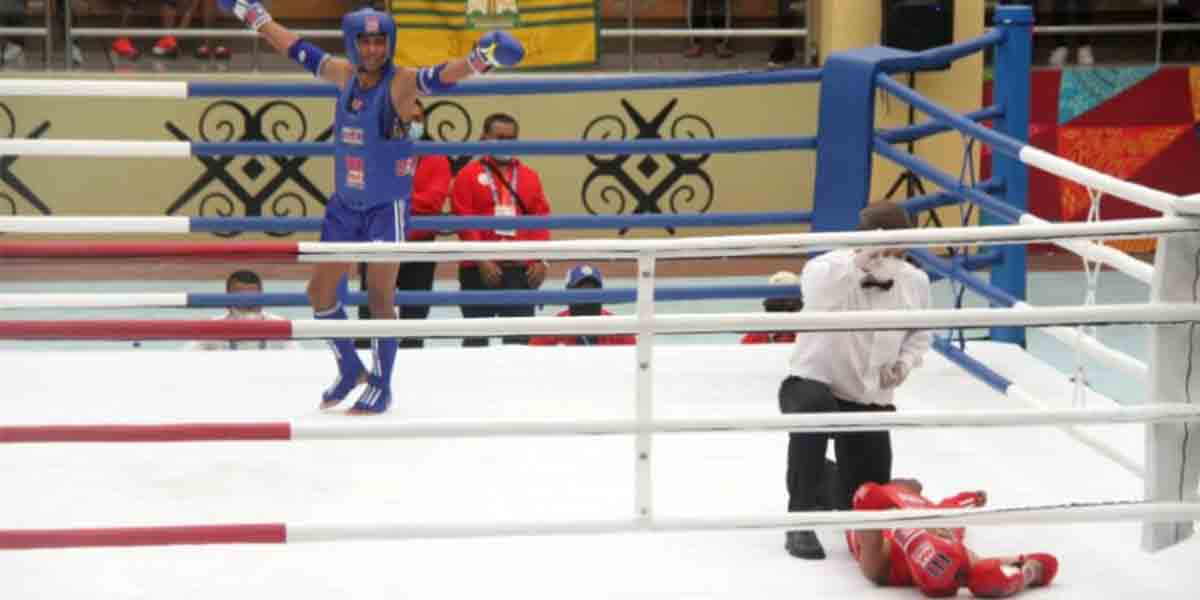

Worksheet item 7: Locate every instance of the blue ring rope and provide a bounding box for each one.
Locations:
[932,336,1012,393]
[874,140,1025,223]
[190,212,813,234]
[192,136,817,157]
[875,74,1024,159]
[878,106,1004,146]
[186,69,821,99]
[188,285,803,308]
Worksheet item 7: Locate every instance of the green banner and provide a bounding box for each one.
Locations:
[389,0,599,68]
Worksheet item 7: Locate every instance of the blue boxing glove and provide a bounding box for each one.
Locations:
[467,31,524,73]
[218,0,272,31]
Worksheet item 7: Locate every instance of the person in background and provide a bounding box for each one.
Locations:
[451,113,551,347]
[1047,0,1095,67]
[530,264,635,347]
[195,0,232,59]
[741,270,803,344]
[112,0,203,60]
[184,270,300,351]
[683,0,734,59]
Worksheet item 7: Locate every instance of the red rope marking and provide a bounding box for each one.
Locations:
[0,319,293,340]
[0,241,299,259]
[0,422,292,443]
[0,523,287,550]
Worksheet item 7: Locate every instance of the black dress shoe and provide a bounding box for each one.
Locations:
[784,530,826,559]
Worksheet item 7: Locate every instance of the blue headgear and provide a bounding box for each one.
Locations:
[342,8,396,66]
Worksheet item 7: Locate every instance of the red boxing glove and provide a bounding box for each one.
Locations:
[894,528,969,598]
[966,558,1025,598]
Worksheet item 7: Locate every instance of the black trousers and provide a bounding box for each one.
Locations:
[779,376,894,512]
[458,264,535,347]
[356,254,437,349]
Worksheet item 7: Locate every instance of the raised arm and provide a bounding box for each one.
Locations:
[218,0,354,87]
[390,31,525,114]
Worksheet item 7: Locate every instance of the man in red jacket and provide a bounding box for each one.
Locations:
[741,270,803,344]
[451,113,551,346]
[530,263,635,347]
[358,99,452,349]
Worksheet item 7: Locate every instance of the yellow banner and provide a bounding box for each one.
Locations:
[389,0,598,68]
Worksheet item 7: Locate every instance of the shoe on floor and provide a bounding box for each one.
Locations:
[214,45,231,60]
[70,43,83,65]
[112,37,138,59]
[784,530,826,560]
[151,35,179,58]
[195,43,210,59]
[2,42,23,64]
[683,42,703,58]
[1077,45,1094,66]
[1048,46,1068,67]
[714,41,734,59]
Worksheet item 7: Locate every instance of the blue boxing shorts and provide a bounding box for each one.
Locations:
[319,193,409,243]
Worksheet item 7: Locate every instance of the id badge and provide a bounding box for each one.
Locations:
[494,204,516,237]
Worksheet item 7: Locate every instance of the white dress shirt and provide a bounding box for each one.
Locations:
[788,249,933,406]
[184,309,300,351]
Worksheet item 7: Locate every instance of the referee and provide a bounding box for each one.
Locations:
[780,201,933,559]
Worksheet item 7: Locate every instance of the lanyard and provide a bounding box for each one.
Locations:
[486,163,519,212]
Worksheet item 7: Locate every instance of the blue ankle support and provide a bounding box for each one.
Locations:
[371,337,398,386]
[314,303,364,376]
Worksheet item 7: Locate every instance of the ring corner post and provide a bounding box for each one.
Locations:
[812,50,884,234]
[1142,234,1200,552]
[989,5,1033,346]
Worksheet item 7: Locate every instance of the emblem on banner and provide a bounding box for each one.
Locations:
[466,0,520,29]
[579,99,716,236]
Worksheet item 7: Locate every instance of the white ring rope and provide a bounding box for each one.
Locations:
[269,304,1200,339]
[286,218,1198,261]
[281,501,1200,543]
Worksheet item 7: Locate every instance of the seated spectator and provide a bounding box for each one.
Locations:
[452,113,551,347]
[184,270,299,351]
[530,264,636,347]
[741,270,803,344]
[1047,0,1094,67]
[684,0,734,59]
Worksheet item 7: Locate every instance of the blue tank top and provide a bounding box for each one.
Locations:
[333,66,416,212]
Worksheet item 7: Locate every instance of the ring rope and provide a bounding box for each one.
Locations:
[3,219,1194,262]
[0,304,1197,340]
[3,405,1198,444]
[2,500,1196,551]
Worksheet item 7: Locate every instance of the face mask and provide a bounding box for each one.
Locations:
[408,121,424,140]
[763,300,801,313]
[491,154,513,164]
[568,303,602,317]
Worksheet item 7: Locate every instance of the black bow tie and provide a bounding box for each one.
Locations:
[861,279,894,291]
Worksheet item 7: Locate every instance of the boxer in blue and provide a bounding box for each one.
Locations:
[219,0,524,414]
